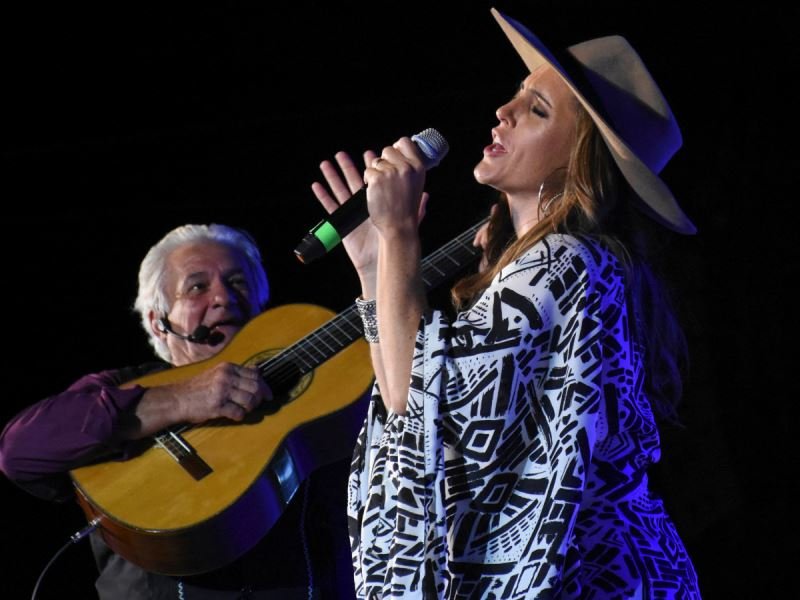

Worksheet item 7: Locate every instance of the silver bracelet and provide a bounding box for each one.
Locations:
[355,297,379,343]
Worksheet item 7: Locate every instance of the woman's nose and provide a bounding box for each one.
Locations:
[496,99,516,127]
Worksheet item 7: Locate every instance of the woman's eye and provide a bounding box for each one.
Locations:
[532,105,547,117]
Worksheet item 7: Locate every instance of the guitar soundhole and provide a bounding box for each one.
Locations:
[246,349,313,415]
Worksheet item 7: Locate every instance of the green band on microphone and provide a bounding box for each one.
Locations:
[312,221,341,251]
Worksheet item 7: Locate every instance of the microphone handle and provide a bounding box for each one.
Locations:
[294,188,367,264]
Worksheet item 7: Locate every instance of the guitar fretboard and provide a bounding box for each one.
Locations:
[259,218,488,386]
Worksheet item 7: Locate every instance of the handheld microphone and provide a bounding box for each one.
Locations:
[294,128,449,264]
[158,318,225,346]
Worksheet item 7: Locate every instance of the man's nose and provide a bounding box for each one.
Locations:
[210,279,238,307]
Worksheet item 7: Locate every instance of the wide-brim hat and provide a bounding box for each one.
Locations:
[491,8,696,234]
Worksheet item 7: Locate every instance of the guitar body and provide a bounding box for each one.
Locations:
[70,303,373,576]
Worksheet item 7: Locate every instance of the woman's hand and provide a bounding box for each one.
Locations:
[311,145,428,295]
[363,137,428,238]
[311,150,381,283]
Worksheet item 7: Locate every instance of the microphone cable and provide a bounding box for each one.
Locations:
[31,518,101,600]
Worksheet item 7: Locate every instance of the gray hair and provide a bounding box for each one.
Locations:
[133,224,270,362]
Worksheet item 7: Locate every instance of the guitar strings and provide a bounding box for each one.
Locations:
[253,219,488,394]
[254,219,487,387]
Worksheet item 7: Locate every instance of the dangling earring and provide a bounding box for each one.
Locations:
[538,181,563,216]
[541,192,563,215]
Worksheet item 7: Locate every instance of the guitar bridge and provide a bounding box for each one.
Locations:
[155,430,213,481]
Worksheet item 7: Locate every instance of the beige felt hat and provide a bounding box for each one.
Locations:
[492,8,696,234]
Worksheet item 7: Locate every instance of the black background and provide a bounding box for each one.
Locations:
[2,2,793,598]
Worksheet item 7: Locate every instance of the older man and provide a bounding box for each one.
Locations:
[0,223,356,599]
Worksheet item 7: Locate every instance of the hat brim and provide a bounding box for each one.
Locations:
[491,8,696,234]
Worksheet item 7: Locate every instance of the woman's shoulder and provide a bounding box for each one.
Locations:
[500,233,621,282]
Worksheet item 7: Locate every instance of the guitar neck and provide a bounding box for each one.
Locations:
[263,218,488,379]
[420,218,487,291]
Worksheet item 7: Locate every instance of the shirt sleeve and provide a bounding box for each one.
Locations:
[0,369,148,499]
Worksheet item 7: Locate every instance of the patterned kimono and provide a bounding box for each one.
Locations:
[348,234,700,599]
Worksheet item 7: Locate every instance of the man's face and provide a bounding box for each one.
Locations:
[153,241,258,366]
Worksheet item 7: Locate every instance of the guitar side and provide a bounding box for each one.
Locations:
[70,303,373,575]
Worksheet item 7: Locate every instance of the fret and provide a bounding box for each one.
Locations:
[329,317,356,340]
[282,348,314,372]
[310,332,338,354]
[429,263,447,276]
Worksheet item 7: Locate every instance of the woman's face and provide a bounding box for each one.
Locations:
[474,66,578,207]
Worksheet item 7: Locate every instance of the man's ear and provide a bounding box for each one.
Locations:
[149,311,168,340]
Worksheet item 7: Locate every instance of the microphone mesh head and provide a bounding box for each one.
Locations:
[412,128,449,169]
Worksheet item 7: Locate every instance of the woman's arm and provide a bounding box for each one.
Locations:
[311,151,392,409]
[364,138,429,414]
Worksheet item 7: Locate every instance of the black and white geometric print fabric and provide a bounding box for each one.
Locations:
[348,234,700,599]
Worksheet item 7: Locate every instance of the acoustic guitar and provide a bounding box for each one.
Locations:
[70,218,486,575]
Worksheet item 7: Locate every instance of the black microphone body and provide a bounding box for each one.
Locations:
[159,319,225,346]
[294,128,449,264]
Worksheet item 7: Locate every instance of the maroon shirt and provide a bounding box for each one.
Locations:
[0,367,153,498]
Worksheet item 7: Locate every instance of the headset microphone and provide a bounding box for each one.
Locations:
[159,319,225,345]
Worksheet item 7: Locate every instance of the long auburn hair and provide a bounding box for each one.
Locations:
[452,106,688,421]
